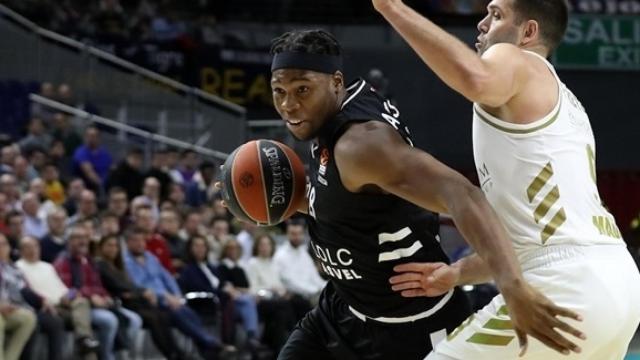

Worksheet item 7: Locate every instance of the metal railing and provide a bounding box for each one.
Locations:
[30,94,228,161]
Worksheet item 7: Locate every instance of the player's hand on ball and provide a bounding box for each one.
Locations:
[389,262,459,297]
[501,283,586,356]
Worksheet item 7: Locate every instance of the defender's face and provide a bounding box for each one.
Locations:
[476,0,521,55]
[271,69,341,141]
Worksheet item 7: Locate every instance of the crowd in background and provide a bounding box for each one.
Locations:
[0,80,329,360]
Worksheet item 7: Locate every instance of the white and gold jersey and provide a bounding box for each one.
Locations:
[472,51,624,259]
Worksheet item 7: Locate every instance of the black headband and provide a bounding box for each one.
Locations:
[271,52,343,74]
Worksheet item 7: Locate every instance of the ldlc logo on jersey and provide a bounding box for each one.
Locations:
[477,162,493,193]
[311,241,363,281]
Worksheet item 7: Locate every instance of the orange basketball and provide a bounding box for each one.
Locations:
[220,140,306,226]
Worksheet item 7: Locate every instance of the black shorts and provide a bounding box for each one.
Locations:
[278,283,471,360]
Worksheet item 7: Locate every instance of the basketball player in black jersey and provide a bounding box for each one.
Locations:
[267,29,581,360]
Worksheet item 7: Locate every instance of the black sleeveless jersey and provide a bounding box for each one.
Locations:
[304,78,452,318]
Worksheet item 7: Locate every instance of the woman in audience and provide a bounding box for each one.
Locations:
[219,238,295,354]
[180,235,263,352]
[95,234,187,360]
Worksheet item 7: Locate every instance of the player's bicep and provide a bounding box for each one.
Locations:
[472,43,528,107]
[335,122,469,214]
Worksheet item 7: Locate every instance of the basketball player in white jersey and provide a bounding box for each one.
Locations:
[374,0,640,358]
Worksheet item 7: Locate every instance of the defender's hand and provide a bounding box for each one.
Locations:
[372,0,403,12]
[389,262,458,297]
[501,283,586,356]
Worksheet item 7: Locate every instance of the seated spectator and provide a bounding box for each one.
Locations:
[0,193,9,235]
[67,189,99,228]
[0,235,37,360]
[18,118,52,154]
[105,148,145,201]
[168,183,188,214]
[72,126,113,194]
[207,216,232,263]
[16,236,99,358]
[158,209,185,271]
[0,174,20,211]
[179,210,205,242]
[236,221,258,265]
[42,163,66,206]
[20,192,48,239]
[54,226,141,360]
[62,178,85,217]
[0,146,18,176]
[140,177,161,219]
[25,147,48,175]
[181,236,263,353]
[52,113,82,156]
[96,234,186,360]
[98,211,121,239]
[106,187,129,229]
[185,161,217,208]
[273,222,325,310]
[171,150,198,185]
[219,238,294,353]
[246,234,288,299]
[134,205,175,273]
[145,149,173,201]
[124,228,222,358]
[5,211,24,261]
[40,207,68,263]
[13,156,38,193]
[28,178,57,216]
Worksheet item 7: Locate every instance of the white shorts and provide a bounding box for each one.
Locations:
[428,244,640,360]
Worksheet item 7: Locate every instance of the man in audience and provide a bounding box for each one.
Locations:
[123,228,222,358]
[157,209,185,271]
[13,156,38,193]
[236,221,258,264]
[0,234,37,360]
[67,189,98,227]
[185,161,217,208]
[17,236,100,358]
[179,210,204,242]
[63,178,86,217]
[273,222,325,309]
[207,216,232,263]
[72,126,112,194]
[141,177,161,219]
[20,192,48,239]
[18,118,52,153]
[0,146,18,175]
[145,149,172,201]
[106,187,129,229]
[40,207,68,263]
[0,174,20,211]
[106,147,145,200]
[134,205,175,273]
[5,211,24,261]
[52,112,82,156]
[54,226,120,360]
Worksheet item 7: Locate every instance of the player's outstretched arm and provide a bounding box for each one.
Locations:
[372,0,528,107]
[335,121,585,356]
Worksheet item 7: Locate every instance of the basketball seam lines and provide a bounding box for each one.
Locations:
[256,140,270,226]
[278,141,297,221]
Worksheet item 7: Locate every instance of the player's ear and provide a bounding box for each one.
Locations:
[520,19,539,47]
[332,71,344,90]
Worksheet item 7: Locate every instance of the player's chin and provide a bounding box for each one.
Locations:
[287,124,314,141]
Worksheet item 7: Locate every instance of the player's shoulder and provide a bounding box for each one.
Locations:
[334,120,407,175]
[481,42,525,59]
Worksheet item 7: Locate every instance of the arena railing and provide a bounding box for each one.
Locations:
[30,94,228,162]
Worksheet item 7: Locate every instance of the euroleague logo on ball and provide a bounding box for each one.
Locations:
[239,172,254,188]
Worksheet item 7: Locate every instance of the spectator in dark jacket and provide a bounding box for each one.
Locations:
[105,147,145,201]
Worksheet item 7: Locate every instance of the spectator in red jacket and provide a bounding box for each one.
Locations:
[133,205,175,273]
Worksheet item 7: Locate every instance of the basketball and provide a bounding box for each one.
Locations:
[220,139,306,226]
